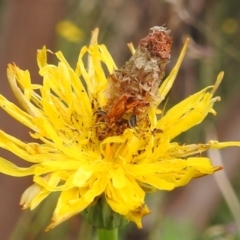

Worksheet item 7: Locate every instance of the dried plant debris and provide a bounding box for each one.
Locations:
[95,27,172,140]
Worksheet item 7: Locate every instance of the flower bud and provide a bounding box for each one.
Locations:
[81,196,129,229]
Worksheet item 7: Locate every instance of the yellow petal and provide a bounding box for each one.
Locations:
[158,38,189,103]
[20,183,50,210]
[46,189,89,231]
[0,157,36,176]
[7,64,40,117]
[0,95,36,130]
[37,46,47,69]
[158,89,214,139]
[126,203,150,228]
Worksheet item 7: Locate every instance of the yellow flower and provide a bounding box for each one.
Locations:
[56,20,83,42]
[0,28,239,231]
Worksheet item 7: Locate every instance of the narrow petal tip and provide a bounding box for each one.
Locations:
[90,28,99,46]
[214,166,223,172]
[211,71,224,95]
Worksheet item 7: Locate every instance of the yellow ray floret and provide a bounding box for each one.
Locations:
[0,29,239,231]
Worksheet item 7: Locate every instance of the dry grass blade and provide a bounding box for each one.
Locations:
[206,125,240,236]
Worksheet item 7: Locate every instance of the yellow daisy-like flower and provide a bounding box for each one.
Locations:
[0,27,239,231]
[56,20,84,42]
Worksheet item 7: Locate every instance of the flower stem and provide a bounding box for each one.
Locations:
[97,228,118,240]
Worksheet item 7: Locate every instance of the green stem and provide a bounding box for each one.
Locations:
[97,228,118,240]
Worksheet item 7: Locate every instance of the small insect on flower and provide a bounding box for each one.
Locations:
[95,26,173,140]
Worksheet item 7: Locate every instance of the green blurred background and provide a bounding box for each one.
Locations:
[0,0,240,239]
